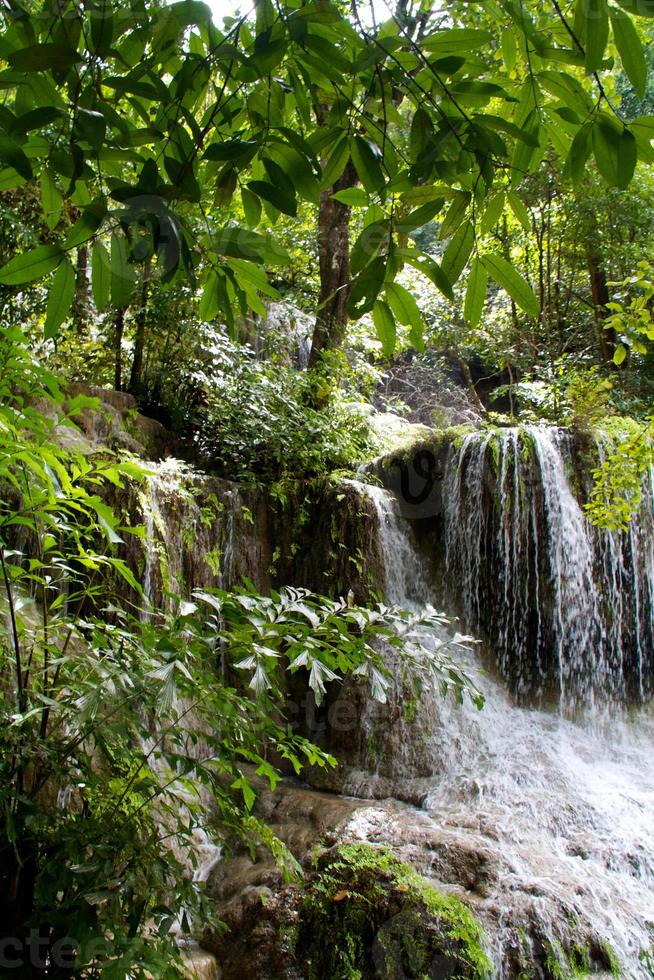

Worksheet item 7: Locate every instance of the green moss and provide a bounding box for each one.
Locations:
[542,936,621,979]
[296,843,491,980]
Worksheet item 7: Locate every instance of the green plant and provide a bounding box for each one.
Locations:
[0,327,482,976]
[190,337,374,481]
[605,261,654,365]
[586,417,654,529]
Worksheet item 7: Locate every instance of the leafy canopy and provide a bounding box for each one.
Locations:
[1,0,653,348]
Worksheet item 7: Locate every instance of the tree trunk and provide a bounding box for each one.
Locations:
[128,265,151,396]
[308,161,358,369]
[587,250,616,365]
[114,307,125,391]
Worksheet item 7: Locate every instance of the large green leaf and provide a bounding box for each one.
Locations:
[592,116,637,188]
[110,234,135,308]
[8,44,83,72]
[0,244,63,285]
[439,191,470,240]
[481,253,539,315]
[421,28,492,55]
[583,0,609,73]
[40,172,63,231]
[64,207,105,249]
[91,241,111,312]
[441,220,474,286]
[372,300,396,357]
[247,180,297,216]
[385,282,425,351]
[610,7,647,97]
[350,135,385,196]
[0,137,32,180]
[44,258,76,339]
[404,254,453,302]
[347,255,386,318]
[480,193,505,235]
[320,137,350,189]
[464,258,487,327]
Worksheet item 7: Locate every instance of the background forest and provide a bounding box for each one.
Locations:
[2,0,654,974]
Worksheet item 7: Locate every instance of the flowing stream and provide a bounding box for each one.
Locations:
[358,431,654,976]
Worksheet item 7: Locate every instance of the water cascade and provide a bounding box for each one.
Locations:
[440,426,654,708]
[349,478,654,976]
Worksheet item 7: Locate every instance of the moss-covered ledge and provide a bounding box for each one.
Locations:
[206,841,492,980]
[364,425,475,521]
[294,842,492,980]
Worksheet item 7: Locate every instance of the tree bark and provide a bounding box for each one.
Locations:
[308,161,358,369]
[128,265,151,396]
[587,250,616,365]
[114,307,125,391]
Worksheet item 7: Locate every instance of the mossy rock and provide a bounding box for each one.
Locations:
[294,843,491,979]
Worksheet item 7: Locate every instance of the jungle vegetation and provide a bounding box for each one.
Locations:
[2,0,654,973]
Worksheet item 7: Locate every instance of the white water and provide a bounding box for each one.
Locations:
[360,479,654,977]
[442,426,654,709]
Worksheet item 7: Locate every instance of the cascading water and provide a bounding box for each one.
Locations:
[349,475,654,977]
[441,426,654,708]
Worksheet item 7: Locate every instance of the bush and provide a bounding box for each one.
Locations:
[0,328,481,976]
[190,337,374,481]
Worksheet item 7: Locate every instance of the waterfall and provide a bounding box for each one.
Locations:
[356,470,654,976]
[441,426,654,708]
[356,481,431,606]
[136,462,253,617]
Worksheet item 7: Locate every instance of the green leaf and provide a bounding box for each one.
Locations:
[480,193,505,235]
[439,191,470,241]
[421,28,492,55]
[64,207,105,249]
[247,180,297,216]
[613,343,627,364]
[372,300,396,357]
[610,7,647,97]
[501,28,517,73]
[0,244,63,285]
[583,0,609,73]
[350,220,389,276]
[405,254,453,301]
[565,123,592,187]
[40,172,62,231]
[8,44,83,72]
[464,258,487,327]
[507,192,531,232]
[441,220,474,286]
[73,109,106,153]
[350,135,385,196]
[331,187,369,206]
[110,233,134,308]
[0,137,32,180]
[199,270,222,321]
[241,187,262,227]
[616,0,654,16]
[320,137,350,189]
[44,258,76,339]
[204,140,259,162]
[396,200,443,234]
[91,240,111,312]
[385,282,425,351]
[347,255,386,318]
[592,116,637,188]
[481,253,540,315]
[90,1,114,57]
